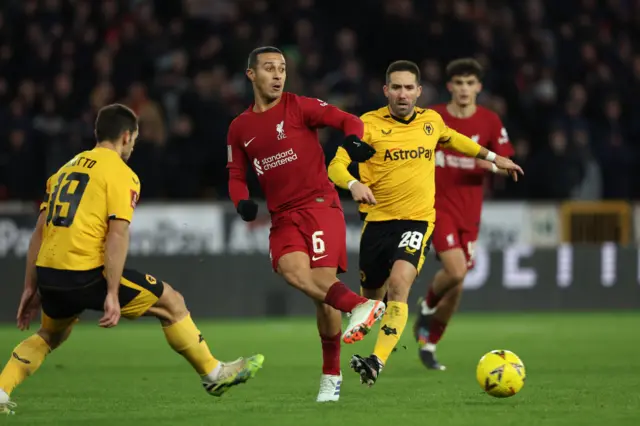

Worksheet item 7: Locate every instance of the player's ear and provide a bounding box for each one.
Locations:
[383,84,389,98]
[417,85,423,98]
[446,81,453,93]
[246,68,255,82]
[476,82,483,94]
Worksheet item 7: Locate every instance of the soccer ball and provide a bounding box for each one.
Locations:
[476,349,526,398]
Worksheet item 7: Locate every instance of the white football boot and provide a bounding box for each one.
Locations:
[201,354,264,397]
[316,373,342,402]
[342,300,386,344]
[0,389,15,415]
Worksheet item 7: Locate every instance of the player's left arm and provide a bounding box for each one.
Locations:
[104,170,140,296]
[298,96,375,162]
[438,116,523,178]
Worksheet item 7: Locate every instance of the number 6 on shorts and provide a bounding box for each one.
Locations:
[312,230,325,254]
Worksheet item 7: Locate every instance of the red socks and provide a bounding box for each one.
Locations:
[426,287,441,309]
[320,332,341,375]
[427,318,447,344]
[324,282,367,313]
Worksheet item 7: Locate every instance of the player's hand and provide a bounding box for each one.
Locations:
[342,135,376,162]
[237,199,258,222]
[350,181,377,205]
[494,156,524,182]
[99,292,121,328]
[16,288,41,331]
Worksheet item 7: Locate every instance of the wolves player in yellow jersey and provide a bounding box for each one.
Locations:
[328,61,523,386]
[0,104,263,415]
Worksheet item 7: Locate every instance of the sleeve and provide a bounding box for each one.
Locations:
[298,96,364,138]
[328,147,357,190]
[39,176,52,213]
[436,113,482,158]
[106,169,140,223]
[226,124,250,207]
[490,115,515,157]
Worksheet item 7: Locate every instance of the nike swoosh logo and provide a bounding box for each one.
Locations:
[311,254,328,261]
[132,177,139,184]
[244,137,256,147]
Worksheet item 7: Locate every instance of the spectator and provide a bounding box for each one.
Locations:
[0,0,638,201]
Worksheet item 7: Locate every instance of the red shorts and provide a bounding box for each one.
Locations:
[432,212,479,269]
[269,206,347,273]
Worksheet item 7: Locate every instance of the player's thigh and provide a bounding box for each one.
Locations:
[359,221,393,291]
[391,220,433,278]
[294,207,347,273]
[38,288,81,348]
[117,269,165,320]
[270,213,308,273]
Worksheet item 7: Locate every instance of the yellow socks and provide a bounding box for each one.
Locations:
[163,314,219,376]
[0,334,51,396]
[373,301,408,365]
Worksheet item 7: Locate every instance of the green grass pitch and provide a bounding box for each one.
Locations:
[1,312,639,426]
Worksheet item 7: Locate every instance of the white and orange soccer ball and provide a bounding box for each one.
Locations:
[476,349,526,398]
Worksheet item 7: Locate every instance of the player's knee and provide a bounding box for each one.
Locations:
[281,267,313,292]
[37,327,72,351]
[445,262,468,284]
[386,274,413,302]
[154,283,188,322]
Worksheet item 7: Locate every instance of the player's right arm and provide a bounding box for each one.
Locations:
[328,122,376,205]
[17,179,51,330]
[226,123,258,221]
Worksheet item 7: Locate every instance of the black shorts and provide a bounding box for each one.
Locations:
[359,220,433,290]
[37,266,165,321]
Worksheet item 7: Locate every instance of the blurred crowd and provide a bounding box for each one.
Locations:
[1,0,639,202]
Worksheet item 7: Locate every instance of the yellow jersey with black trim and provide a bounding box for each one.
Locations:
[329,106,472,223]
[37,147,140,271]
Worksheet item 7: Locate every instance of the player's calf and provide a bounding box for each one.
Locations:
[148,282,264,396]
[367,263,413,369]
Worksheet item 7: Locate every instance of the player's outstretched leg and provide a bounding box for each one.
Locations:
[351,260,414,387]
[414,249,468,371]
[314,301,342,402]
[0,317,75,415]
[146,283,264,397]
[278,253,386,345]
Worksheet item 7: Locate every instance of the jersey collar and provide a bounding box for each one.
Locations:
[385,106,417,125]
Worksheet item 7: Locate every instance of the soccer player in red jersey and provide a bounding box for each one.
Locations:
[227,47,384,402]
[413,58,518,370]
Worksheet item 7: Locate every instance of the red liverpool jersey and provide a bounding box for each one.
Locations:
[431,104,514,227]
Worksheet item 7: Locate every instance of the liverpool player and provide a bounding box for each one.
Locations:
[328,60,523,386]
[227,47,383,402]
[413,58,517,370]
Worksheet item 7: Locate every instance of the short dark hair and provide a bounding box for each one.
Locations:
[385,60,421,83]
[247,46,283,69]
[446,58,483,80]
[95,104,138,142]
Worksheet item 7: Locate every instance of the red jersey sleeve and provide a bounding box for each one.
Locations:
[297,95,364,138]
[490,114,514,157]
[226,122,250,207]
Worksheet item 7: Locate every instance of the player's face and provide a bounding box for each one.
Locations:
[447,75,482,106]
[247,53,286,103]
[384,71,422,118]
[121,128,138,162]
